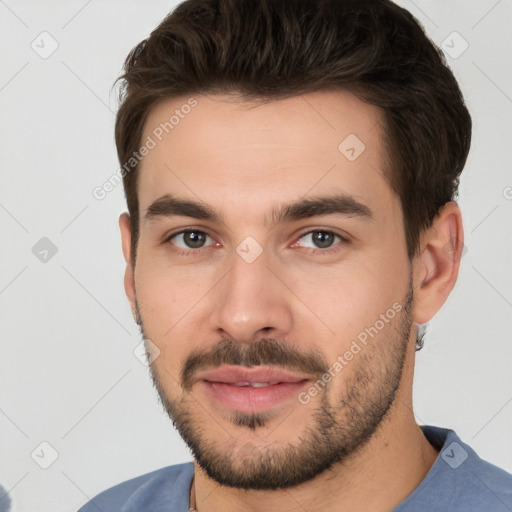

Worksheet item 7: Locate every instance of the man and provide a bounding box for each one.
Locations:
[79,0,512,510]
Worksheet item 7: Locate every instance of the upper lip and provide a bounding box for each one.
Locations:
[197,365,312,385]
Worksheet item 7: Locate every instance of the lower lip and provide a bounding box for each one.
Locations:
[199,380,310,413]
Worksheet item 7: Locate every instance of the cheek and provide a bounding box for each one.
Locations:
[135,256,209,317]
[133,263,207,370]
[287,257,408,349]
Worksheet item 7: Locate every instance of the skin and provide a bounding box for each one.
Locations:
[119,90,464,511]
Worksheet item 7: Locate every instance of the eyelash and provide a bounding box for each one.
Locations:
[164,228,349,257]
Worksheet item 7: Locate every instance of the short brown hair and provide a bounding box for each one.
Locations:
[114,0,471,263]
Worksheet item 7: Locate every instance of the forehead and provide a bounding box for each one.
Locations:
[137,90,397,224]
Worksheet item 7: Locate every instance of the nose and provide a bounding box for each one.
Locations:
[208,247,294,343]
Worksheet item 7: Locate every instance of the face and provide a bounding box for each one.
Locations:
[123,90,415,489]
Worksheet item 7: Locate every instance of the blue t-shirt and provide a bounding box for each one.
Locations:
[78,426,512,511]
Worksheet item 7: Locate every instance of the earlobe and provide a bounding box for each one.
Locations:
[119,213,137,317]
[413,202,464,324]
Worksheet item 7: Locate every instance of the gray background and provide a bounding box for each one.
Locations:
[0,1,511,511]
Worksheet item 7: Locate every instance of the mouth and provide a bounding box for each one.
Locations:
[196,365,312,413]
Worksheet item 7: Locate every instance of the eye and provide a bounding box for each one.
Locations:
[166,230,215,252]
[292,230,347,253]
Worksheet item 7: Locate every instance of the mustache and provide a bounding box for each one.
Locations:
[181,338,329,391]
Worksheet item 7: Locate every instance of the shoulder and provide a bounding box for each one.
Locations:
[454,444,512,510]
[396,426,512,512]
[77,461,194,512]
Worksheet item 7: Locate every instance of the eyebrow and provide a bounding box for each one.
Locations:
[144,193,373,226]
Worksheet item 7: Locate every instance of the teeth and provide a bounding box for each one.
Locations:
[232,382,277,387]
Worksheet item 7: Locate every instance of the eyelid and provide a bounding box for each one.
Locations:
[292,227,350,244]
[164,228,216,247]
[163,227,350,255]
[290,228,349,252]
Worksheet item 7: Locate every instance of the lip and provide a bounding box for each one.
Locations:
[198,365,311,385]
[196,365,312,413]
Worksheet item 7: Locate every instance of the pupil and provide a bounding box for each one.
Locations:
[313,231,333,248]
[185,231,205,248]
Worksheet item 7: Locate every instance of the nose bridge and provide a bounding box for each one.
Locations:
[209,245,293,341]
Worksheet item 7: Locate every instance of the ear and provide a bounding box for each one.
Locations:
[119,213,138,322]
[412,202,464,325]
